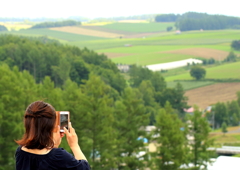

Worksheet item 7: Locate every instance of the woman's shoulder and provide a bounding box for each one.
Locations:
[48,148,90,169]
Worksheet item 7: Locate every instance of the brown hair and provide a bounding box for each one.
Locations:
[16,101,56,149]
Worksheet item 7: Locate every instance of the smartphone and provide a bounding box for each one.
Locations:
[59,111,70,132]
[54,111,70,132]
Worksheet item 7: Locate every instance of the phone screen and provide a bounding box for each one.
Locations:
[60,112,69,132]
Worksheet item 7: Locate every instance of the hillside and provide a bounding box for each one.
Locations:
[1,21,240,109]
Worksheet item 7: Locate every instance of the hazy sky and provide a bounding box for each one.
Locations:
[1,0,240,19]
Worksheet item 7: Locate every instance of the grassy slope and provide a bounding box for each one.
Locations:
[111,53,197,65]
[69,30,240,51]
[167,81,215,90]
[0,29,106,41]
[165,61,240,82]
[99,22,175,33]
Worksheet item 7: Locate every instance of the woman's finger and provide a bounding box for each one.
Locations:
[64,127,69,135]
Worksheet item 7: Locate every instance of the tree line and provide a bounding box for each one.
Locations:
[0,25,7,31]
[0,34,214,170]
[206,97,240,129]
[31,20,81,29]
[155,12,240,31]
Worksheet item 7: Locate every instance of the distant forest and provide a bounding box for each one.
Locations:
[155,12,240,31]
[31,20,81,29]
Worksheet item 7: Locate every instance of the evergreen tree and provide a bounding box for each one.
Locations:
[221,122,228,135]
[186,107,214,170]
[114,87,149,170]
[0,64,30,169]
[153,102,188,170]
[214,102,228,128]
[79,74,116,169]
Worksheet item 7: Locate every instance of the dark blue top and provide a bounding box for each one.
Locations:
[15,146,91,170]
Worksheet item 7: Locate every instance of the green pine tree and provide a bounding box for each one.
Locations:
[221,122,228,136]
[79,74,116,169]
[153,102,188,170]
[186,107,214,170]
[114,87,150,170]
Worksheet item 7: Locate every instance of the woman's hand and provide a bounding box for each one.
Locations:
[53,125,65,148]
[64,122,87,160]
[64,122,79,149]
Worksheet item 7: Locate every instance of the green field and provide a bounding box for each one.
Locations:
[165,61,240,81]
[70,30,240,50]
[0,29,106,41]
[167,81,215,90]
[111,53,197,65]
[100,22,175,33]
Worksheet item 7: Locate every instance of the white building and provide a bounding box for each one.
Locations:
[146,58,203,72]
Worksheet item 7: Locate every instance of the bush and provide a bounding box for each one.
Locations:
[190,66,206,80]
[231,40,240,51]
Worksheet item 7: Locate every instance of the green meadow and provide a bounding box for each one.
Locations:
[70,30,239,50]
[167,81,215,90]
[165,61,240,82]
[0,28,106,41]
[111,53,196,65]
[100,22,175,33]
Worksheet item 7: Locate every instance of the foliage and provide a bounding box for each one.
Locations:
[152,102,188,170]
[31,20,81,29]
[176,12,240,31]
[226,100,240,126]
[231,40,240,51]
[166,26,173,31]
[0,34,125,93]
[202,58,215,65]
[114,87,149,170]
[0,25,8,31]
[221,122,228,135]
[212,102,229,128]
[78,74,116,169]
[190,66,206,80]
[155,14,180,22]
[186,107,214,170]
[224,51,237,62]
[0,34,219,170]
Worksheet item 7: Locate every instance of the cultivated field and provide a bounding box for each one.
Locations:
[185,83,240,109]
[161,48,229,60]
[49,26,123,38]
[167,81,215,90]
[118,20,148,23]
[97,45,232,65]
[0,28,105,41]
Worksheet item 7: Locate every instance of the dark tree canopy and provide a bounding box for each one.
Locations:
[190,66,206,80]
[155,14,180,22]
[31,20,81,29]
[0,25,8,31]
[231,40,240,51]
[175,12,240,31]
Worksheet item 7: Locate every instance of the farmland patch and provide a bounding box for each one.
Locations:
[118,20,148,23]
[99,52,133,58]
[185,83,240,109]
[0,22,32,31]
[49,26,123,38]
[161,48,229,60]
